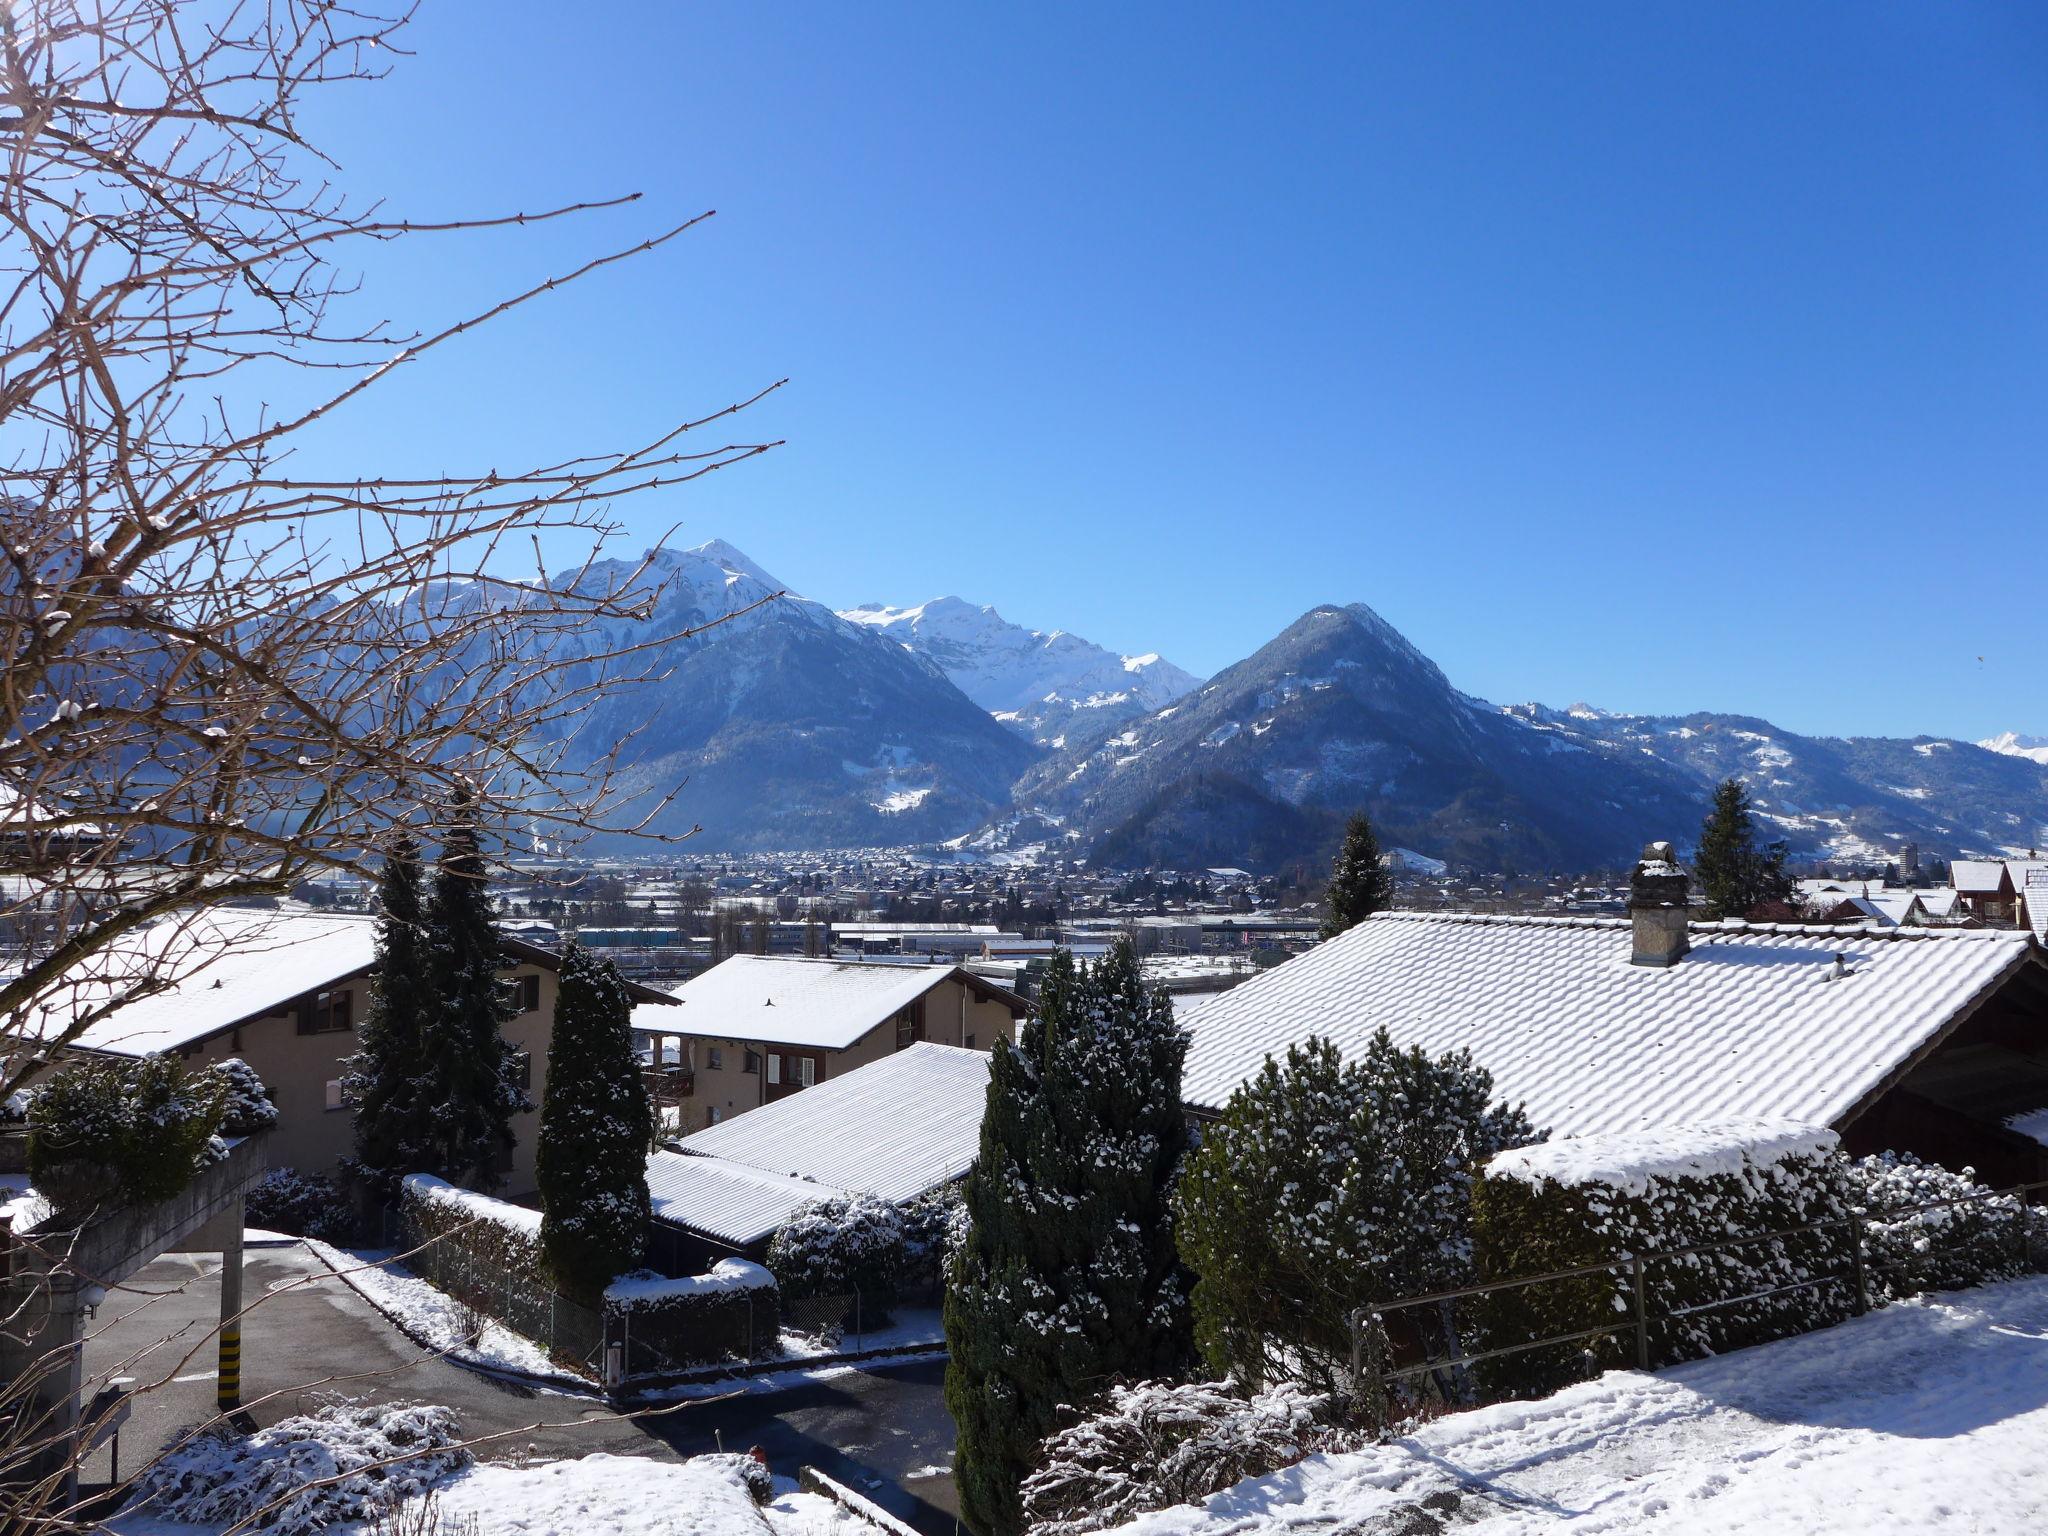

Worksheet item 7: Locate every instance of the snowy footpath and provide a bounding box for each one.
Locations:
[1111,1274,2048,1535]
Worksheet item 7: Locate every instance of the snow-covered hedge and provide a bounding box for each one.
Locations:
[899,1182,967,1296]
[1020,1379,1349,1536]
[132,1401,468,1534]
[603,1259,778,1376]
[1472,1119,1854,1396]
[247,1167,352,1242]
[1848,1152,2048,1301]
[766,1192,905,1302]
[397,1175,548,1335]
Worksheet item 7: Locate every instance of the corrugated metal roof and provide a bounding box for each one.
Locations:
[634,954,988,1050]
[643,1153,849,1247]
[1181,912,2036,1135]
[654,1042,993,1241]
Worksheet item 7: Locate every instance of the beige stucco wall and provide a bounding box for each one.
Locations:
[179,960,557,1196]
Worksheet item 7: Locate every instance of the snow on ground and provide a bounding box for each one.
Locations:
[1107,1275,2048,1535]
[420,1455,868,1536]
[306,1241,591,1389]
[778,1307,945,1361]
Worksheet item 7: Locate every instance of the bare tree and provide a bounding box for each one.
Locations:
[0,0,782,1094]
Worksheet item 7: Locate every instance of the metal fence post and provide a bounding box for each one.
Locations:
[1630,1253,1649,1371]
[1850,1218,1869,1316]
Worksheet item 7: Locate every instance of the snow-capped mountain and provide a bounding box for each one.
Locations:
[1980,732,2048,767]
[507,541,1041,850]
[837,596,1199,745]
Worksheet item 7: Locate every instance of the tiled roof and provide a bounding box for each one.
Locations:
[675,1041,992,1207]
[636,954,1009,1051]
[21,909,379,1057]
[1181,912,2037,1136]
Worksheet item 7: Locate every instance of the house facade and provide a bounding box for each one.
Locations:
[632,954,1026,1135]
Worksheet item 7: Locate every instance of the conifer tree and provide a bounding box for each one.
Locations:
[945,940,1192,1536]
[420,785,527,1190]
[1695,778,1795,919]
[537,939,653,1299]
[1322,810,1395,939]
[1174,1031,1537,1396]
[342,835,436,1201]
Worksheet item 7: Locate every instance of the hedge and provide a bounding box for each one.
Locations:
[604,1260,779,1376]
[1471,1120,1854,1397]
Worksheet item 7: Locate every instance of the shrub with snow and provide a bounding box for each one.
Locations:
[767,1192,906,1302]
[1848,1151,2048,1300]
[1473,1120,1854,1397]
[602,1260,779,1374]
[1020,1379,1348,1536]
[899,1182,967,1293]
[27,1054,226,1210]
[132,1401,469,1534]
[209,1057,280,1137]
[248,1167,353,1242]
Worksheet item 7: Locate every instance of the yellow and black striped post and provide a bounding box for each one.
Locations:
[217,1216,244,1412]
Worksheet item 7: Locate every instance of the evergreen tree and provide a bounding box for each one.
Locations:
[1695,778,1795,919]
[537,939,653,1299]
[944,940,1192,1536]
[420,784,527,1190]
[1175,1031,1537,1397]
[1321,811,1394,939]
[342,835,437,1201]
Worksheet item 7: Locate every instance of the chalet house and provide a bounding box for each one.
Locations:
[1953,860,2019,924]
[630,954,1026,1136]
[20,908,676,1195]
[1181,852,2048,1189]
[641,1041,990,1273]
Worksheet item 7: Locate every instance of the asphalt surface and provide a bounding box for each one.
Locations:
[80,1241,963,1534]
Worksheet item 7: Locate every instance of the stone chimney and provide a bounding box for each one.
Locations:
[1628,840,1690,968]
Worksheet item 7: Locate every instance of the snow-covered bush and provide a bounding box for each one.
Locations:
[209,1057,280,1137]
[899,1182,966,1294]
[767,1192,905,1302]
[688,1451,772,1505]
[132,1401,469,1534]
[248,1167,353,1242]
[27,1054,226,1210]
[398,1175,549,1345]
[1020,1379,1348,1536]
[1849,1152,2048,1300]
[1473,1120,1854,1397]
[603,1261,778,1375]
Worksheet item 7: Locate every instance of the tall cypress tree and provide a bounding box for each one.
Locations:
[945,939,1191,1536]
[420,784,526,1190]
[537,939,653,1299]
[342,835,436,1201]
[1695,778,1794,919]
[1322,810,1394,939]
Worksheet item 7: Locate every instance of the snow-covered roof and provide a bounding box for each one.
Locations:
[2022,868,2048,941]
[678,1041,992,1207]
[636,954,1019,1051]
[642,1153,849,1247]
[1181,912,2038,1136]
[18,909,380,1057]
[645,1043,994,1242]
[1954,860,2013,895]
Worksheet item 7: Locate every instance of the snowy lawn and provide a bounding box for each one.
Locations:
[305,1241,594,1390]
[1107,1274,2048,1534]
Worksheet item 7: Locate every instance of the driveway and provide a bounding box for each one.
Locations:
[82,1241,962,1533]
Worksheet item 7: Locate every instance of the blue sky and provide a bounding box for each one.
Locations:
[296,3,2046,740]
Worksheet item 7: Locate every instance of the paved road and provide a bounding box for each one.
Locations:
[82,1242,962,1533]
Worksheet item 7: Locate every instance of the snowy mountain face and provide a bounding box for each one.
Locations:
[486,541,1041,851]
[837,596,1199,745]
[1981,732,2048,767]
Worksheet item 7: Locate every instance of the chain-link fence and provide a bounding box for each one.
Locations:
[779,1288,889,1352]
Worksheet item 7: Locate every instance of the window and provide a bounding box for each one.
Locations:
[708,1106,723,1125]
[708,1047,724,1071]
[767,1053,781,1086]
[965,1033,977,1050]
[324,1079,345,1111]
[743,1050,762,1075]
[796,1056,816,1089]
[499,973,541,1014]
[297,988,353,1035]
